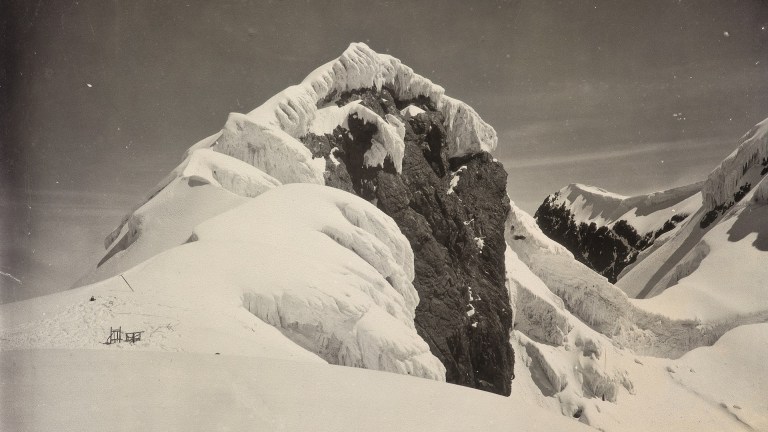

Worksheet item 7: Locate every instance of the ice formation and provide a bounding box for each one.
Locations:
[187,42,495,180]
[190,184,444,378]
[308,101,407,171]
[702,117,768,209]
[78,148,282,286]
[70,184,446,380]
[506,201,736,358]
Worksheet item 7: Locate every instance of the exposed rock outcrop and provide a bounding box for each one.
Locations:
[302,87,514,395]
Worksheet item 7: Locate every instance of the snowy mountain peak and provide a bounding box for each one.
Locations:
[548,182,702,235]
[194,42,497,188]
[561,183,629,201]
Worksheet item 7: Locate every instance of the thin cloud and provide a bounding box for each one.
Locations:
[505,137,726,169]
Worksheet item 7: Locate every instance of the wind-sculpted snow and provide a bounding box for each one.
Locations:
[192,43,494,179]
[181,149,282,197]
[79,149,282,287]
[507,200,573,262]
[187,184,443,379]
[507,246,638,428]
[72,184,445,380]
[212,112,327,184]
[309,101,406,172]
[702,117,768,210]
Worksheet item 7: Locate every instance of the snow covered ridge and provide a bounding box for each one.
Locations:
[550,182,703,235]
[189,42,496,184]
[702,116,768,210]
[35,184,446,380]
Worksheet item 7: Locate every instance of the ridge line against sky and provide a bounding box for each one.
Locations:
[1,0,767,302]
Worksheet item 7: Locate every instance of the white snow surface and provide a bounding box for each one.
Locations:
[551,182,703,235]
[702,116,768,210]
[506,201,742,358]
[400,104,426,119]
[13,184,445,381]
[0,349,589,432]
[629,176,768,321]
[508,243,767,431]
[78,148,282,287]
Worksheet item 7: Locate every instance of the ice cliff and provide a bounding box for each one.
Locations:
[702,117,768,210]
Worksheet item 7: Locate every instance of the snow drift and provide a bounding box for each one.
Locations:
[5,184,446,380]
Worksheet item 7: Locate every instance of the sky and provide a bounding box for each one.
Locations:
[1,0,767,302]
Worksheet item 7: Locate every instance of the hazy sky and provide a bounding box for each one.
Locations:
[2,0,767,301]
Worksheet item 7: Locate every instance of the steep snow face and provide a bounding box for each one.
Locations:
[78,149,282,287]
[535,182,703,284]
[195,42,495,178]
[550,182,703,235]
[702,117,768,210]
[507,199,573,262]
[163,184,442,379]
[629,176,768,321]
[617,119,768,309]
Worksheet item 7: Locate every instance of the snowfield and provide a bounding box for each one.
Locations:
[0,349,589,432]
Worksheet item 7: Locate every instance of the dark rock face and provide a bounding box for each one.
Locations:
[300,87,514,395]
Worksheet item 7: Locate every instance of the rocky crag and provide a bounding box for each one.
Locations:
[302,87,513,395]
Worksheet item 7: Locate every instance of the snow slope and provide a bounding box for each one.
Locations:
[6,42,767,431]
[4,184,445,380]
[618,117,768,314]
[506,201,737,358]
[506,204,768,431]
[77,148,281,286]
[628,176,768,321]
[0,349,589,432]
